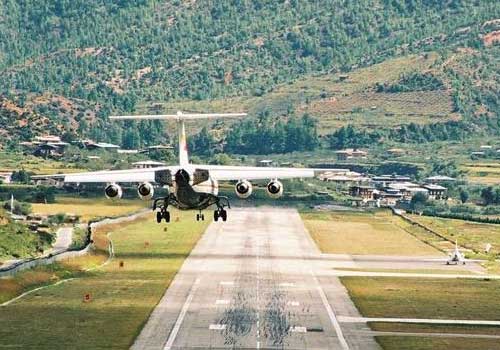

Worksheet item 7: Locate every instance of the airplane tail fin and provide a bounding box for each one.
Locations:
[110,111,247,166]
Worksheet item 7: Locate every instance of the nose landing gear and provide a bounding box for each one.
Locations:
[196,212,205,221]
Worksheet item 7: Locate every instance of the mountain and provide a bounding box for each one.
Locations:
[0,0,499,148]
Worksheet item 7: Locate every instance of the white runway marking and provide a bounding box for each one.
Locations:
[338,316,500,326]
[290,326,307,333]
[209,324,227,330]
[215,299,230,305]
[219,281,234,286]
[279,282,295,287]
[163,278,200,350]
[287,301,300,306]
[314,275,350,350]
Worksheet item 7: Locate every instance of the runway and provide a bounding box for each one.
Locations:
[132,208,380,350]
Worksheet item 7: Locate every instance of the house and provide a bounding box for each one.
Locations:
[35,135,61,143]
[0,172,13,184]
[140,145,174,154]
[372,174,412,187]
[132,160,166,169]
[425,175,456,183]
[423,184,447,200]
[335,149,368,161]
[257,159,274,167]
[319,171,369,184]
[374,189,404,207]
[117,149,139,154]
[85,142,120,151]
[471,151,486,158]
[387,182,428,200]
[349,185,376,200]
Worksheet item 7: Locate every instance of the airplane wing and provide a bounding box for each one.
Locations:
[187,164,349,181]
[32,165,348,183]
[31,166,180,184]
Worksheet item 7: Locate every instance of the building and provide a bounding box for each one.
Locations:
[372,174,412,187]
[335,149,368,161]
[374,189,404,207]
[140,145,174,154]
[423,184,447,200]
[319,171,369,184]
[387,182,428,200]
[0,172,13,184]
[117,149,139,154]
[349,185,376,200]
[85,142,120,151]
[35,135,61,143]
[425,175,456,183]
[257,160,274,167]
[132,160,166,169]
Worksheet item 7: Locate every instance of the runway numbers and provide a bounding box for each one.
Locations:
[290,326,307,333]
[209,324,226,330]
[215,299,230,305]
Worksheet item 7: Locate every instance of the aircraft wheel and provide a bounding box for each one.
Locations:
[214,210,219,222]
[156,212,162,224]
[446,261,450,265]
[196,214,200,221]
[163,211,171,223]
[221,210,227,222]
[201,214,205,221]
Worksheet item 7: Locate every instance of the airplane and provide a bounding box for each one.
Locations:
[33,112,347,223]
[446,240,466,265]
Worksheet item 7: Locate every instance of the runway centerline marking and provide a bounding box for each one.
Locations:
[163,278,200,350]
[219,281,234,286]
[215,299,230,305]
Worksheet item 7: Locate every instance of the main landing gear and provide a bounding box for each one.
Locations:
[196,211,205,221]
[213,209,227,222]
[153,195,177,223]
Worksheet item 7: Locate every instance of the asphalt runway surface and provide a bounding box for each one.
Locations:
[132,207,380,350]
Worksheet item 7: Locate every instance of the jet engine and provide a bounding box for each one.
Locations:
[137,182,154,200]
[105,183,123,200]
[266,180,283,199]
[235,180,252,199]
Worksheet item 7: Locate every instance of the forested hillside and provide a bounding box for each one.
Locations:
[0,0,499,149]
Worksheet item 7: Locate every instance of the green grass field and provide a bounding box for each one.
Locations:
[32,196,149,223]
[301,210,440,256]
[341,277,500,320]
[408,215,500,257]
[0,209,209,349]
[463,162,500,185]
[334,268,473,275]
[370,322,500,336]
[376,337,500,350]
[0,151,85,175]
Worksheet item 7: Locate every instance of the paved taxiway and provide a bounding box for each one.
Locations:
[132,208,380,350]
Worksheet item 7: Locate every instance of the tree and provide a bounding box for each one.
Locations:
[481,187,495,205]
[410,192,428,213]
[459,188,469,204]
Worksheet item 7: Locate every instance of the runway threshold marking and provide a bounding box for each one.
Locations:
[215,299,230,305]
[287,301,300,306]
[219,281,234,286]
[290,326,307,333]
[209,324,227,330]
[163,278,201,350]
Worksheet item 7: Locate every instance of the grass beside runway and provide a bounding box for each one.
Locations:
[376,337,500,350]
[334,267,474,275]
[370,322,500,336]
[301,210,440,255]
[0,209,209,349]
[32,196,149,222]
[340,276,500,320]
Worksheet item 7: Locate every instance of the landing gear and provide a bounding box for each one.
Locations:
[214,209,227,222]
[153,196,175,224]
[196,212,205,221]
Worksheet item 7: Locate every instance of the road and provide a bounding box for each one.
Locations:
[51,227,74,254]
[132,207,380,350]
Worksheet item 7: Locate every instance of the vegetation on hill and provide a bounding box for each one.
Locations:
[0,0,499,149]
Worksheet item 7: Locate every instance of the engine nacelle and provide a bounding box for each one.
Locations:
[105,183,123,200]
[137,182,154,200]
[266,180,283,199]
[235,180,252,199]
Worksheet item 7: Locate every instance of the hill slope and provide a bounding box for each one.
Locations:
[0,1,499,146]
